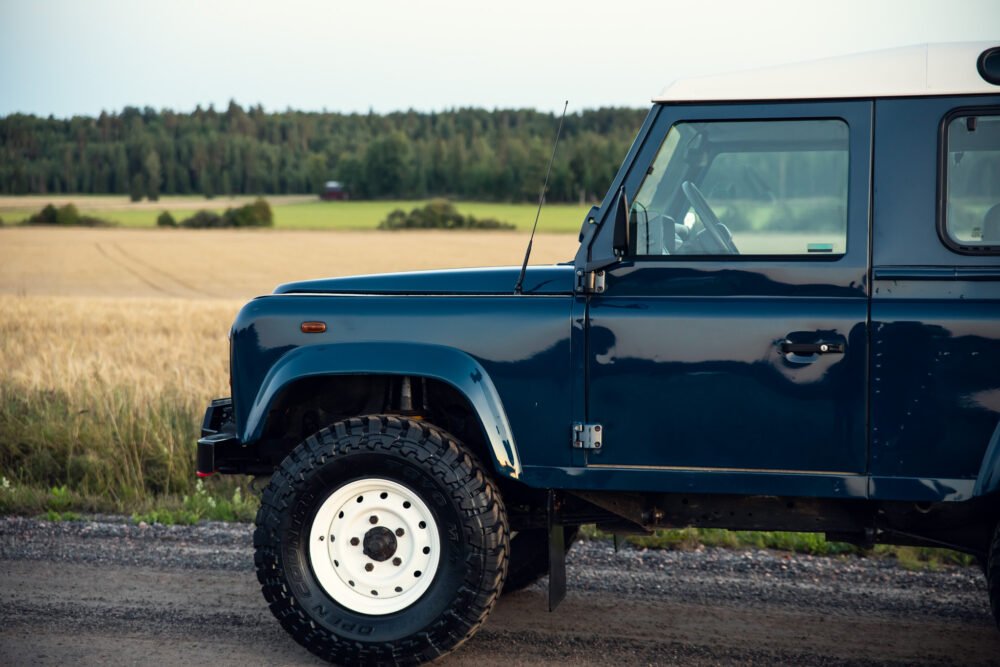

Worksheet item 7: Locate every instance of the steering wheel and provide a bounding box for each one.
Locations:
[681,181,739,254]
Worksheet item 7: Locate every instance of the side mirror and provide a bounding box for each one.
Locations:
[612,187,630,256]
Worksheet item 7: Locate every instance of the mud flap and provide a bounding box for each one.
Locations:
[547,490,566,611]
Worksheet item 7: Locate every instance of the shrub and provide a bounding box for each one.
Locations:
[24,204,113,227]
[179,210,224,228]
[156,211,177,228]
[378,199,515,230]
[179,198,274,228]
[248,197,273,225]
[29,204,59,224]
[77,215,110,226]
[55,203,80,225]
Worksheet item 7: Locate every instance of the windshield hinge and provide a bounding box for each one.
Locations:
[572,422,603,450]
[575,269,606,294]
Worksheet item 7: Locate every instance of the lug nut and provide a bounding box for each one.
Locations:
[350,537,360,546]
[369,515,378,524]
[395,528,405,537]
[365,563,374,572]
[392,557,402,566]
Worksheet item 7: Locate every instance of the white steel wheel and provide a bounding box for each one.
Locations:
[308,477,441,615]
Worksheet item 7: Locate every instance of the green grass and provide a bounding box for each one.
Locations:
[577,525,977,571]
[130,479,258,525]
[0,196,592,233]
[0,476,258,525]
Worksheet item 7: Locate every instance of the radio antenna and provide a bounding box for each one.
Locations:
[514,100,568,295]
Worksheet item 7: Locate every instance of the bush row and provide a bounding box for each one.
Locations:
[23,203,114,227]
[378,199,515,230]
[156,198,273,228]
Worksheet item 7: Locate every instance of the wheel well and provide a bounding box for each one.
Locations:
[257,374,518,489]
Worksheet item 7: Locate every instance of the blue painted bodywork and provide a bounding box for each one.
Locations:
[867,96,1000,501]
[230,273,577,478]
[275,265,574,296]
[218,94,1000,507]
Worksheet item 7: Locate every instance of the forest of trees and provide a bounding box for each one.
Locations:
[0,103,647,202]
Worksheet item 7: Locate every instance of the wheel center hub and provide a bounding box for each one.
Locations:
[362,526,397,562]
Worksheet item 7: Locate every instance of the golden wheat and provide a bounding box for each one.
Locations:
[1,295,237,398]
[0,227,576,300]
[0,295,240,501]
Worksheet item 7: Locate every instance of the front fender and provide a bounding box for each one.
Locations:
[242,342,521,479]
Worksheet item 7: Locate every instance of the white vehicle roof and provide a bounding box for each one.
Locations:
[655,42,1000,103]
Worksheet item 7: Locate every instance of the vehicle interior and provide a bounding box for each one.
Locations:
[629,119,850,257]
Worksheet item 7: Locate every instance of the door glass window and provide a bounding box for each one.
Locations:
[631,120,849,257]
[943,113,1000,251]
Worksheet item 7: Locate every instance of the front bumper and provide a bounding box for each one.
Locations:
[197,398,239,476]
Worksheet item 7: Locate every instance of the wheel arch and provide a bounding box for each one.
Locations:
[243,342,522,480]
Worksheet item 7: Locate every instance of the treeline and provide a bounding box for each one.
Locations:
[0,103,646,202]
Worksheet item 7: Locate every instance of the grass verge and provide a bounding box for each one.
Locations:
[578,524,977,571]
[0,476,258,525]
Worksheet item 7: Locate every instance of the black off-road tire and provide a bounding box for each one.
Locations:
[503,526,579,594]
[254,415,509,665]
[989,522,1000,630]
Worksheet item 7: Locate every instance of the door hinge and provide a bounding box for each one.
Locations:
[575,269,606,294]
[572,422,603,449]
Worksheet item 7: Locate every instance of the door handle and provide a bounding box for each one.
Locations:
[780,341,845,355]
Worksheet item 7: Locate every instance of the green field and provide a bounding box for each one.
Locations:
[0,195,592,233]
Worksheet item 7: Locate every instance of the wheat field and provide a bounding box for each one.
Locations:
[1,295,237,499]
[0,227,576,299]
[0,227,575,508]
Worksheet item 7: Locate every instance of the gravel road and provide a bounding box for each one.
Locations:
[1,516,997,666]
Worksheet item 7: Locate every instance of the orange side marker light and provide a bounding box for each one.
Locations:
[301,321,327,334]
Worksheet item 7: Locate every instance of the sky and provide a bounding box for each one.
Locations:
[1,0,998,117]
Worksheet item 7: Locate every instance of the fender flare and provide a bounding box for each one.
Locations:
[242,342,521,479]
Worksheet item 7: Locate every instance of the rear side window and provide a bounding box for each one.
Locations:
[630,119,849,257]
[942,112,1000,253]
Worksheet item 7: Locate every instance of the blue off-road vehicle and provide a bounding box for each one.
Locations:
[198,43,1000,665]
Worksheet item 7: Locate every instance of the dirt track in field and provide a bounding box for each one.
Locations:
[1,517,998,666]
